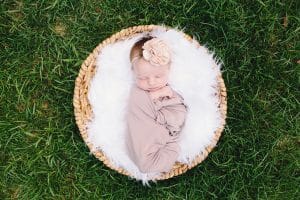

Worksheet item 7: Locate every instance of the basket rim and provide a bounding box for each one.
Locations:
[73,24,227,181]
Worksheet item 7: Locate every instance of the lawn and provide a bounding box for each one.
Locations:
[0,0,299,199]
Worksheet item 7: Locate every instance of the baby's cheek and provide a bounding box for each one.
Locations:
[161,78,168,85]
[136,79,146,87]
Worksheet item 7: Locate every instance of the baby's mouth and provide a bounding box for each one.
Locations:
[148,87,160,91]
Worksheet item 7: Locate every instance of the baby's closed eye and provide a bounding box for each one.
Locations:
[137,77,147,80]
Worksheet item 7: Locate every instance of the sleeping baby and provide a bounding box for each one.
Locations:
[126,36,188,173]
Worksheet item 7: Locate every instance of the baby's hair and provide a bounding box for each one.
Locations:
[130,36,154,64]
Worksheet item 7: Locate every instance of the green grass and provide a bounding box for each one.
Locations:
[0,0,299,199]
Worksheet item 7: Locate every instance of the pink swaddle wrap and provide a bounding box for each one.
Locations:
[126,85,187,173]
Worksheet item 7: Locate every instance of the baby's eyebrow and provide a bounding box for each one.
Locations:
[137,74,147,77]
[137,75,148,79]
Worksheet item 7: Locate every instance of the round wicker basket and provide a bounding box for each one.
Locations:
[73,25,227,180]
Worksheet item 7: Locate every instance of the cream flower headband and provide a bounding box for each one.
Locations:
[132,38,171,66]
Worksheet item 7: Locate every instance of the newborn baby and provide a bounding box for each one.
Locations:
[126,37,188,173]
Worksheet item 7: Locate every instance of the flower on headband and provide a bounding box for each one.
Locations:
[142,38,171,66]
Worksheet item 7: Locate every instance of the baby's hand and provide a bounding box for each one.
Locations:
[149,86,173,100]
[160,86,173,98]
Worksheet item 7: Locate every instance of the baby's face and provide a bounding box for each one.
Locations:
[133,58,170,92]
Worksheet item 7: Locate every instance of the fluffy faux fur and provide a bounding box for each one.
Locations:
[87,26,223,183]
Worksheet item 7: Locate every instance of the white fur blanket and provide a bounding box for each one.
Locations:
[87,27,223,183]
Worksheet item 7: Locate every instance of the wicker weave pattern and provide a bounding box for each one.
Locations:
[73,25,227,180]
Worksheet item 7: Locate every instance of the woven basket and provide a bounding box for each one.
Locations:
[73,25,227,180]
